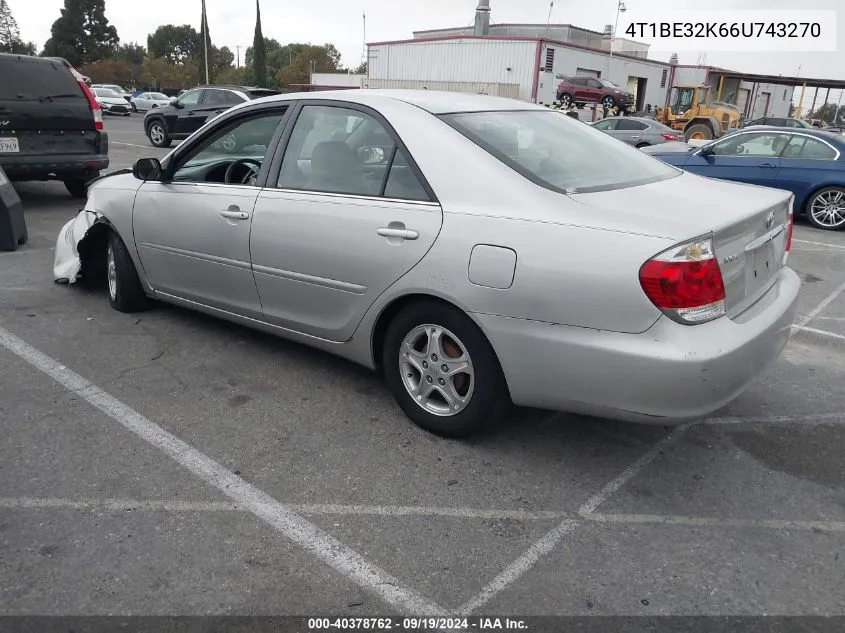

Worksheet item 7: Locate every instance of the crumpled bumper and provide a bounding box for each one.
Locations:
[53,209,101,284]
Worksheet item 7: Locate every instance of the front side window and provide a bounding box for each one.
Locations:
[442,110,679,194]
[783,136,837,160]
[277,105,430,200]
[178,90,202,106]
[710,132,788,157]
[172,110,286,184]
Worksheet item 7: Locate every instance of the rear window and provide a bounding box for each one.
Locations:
[442,110,679,194]
[247,89,281,100]
[0,58,84,101]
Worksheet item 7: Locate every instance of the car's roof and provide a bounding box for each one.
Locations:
[253,89,548,115]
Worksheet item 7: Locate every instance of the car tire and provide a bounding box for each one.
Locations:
[806,186,845,231]
[382,301,511,438]
[146,119,172,148]
[106,231,150,313]
[635,142,650,148]
[601,95,615,110]
[558,92,572,107]
[684,123,714,141]
[64,178,88,199]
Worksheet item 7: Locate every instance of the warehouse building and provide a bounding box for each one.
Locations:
[315,0,809,120]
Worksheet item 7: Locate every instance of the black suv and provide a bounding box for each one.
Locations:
[144,85,280,148]
[0,53,108,198]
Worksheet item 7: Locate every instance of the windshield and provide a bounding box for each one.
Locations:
[150,92,168,100]
[104,85,124,92]
[442,110,679,193]
[95,88,121,98]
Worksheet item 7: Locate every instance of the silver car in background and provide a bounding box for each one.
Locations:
[130,91,172,112]
[592,116,681,147]
[53,90,799,438]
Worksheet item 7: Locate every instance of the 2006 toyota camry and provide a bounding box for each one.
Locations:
[54,90,800,438]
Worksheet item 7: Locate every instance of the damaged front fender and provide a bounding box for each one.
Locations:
[53,209,104,284]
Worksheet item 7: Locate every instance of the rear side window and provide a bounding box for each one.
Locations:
[783,136,837,160]
[616,119,648,131]
[0,58,83,101]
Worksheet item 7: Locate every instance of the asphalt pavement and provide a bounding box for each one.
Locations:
[0,113,843,622]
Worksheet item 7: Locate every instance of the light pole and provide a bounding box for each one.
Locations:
[607,1,626,75]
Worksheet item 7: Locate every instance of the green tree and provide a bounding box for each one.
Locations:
[0,0,21,53]
[116,42,145,65]
[353,61,367,74]
[42,0,119,67]
[276,44,343,88]
[252,0,267,87]
[212,45,233,78]
[147,25,198,64]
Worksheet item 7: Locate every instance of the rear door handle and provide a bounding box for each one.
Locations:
[758,163,778,168]
[377,227,419,240]
[221,209,249,220]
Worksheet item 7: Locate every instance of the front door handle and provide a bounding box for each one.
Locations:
[221,209,249,220]
[758,163,777,168]
[377,227,419,240]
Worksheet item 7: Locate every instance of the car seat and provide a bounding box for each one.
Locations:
[310,141,363,194]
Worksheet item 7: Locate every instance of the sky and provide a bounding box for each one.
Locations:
[8,0,843,109]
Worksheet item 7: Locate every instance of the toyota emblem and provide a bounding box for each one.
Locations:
[765,211,776,229]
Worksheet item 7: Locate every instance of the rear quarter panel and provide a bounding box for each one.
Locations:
[777,158,845,211]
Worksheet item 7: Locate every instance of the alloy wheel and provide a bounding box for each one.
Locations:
[149,124,165,145]
[107,241,117,301]
[399,324,475,417]
[810,189,845,228]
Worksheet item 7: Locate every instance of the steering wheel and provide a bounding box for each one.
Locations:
[224,158,262,185]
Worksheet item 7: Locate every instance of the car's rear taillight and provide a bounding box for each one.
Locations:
[661,133,679,141]
[79,80,103,130]
[639,236,726,325]
[783,207,794,265]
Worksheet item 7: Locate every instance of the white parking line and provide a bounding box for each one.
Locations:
[792,325,845,342]
[0,325,445,616]
[0,497,242,512]
[793,281,845,330]
[793,239,845,251]
[589,513,845,533]
[455,425,691,615]
[110,141,154,149]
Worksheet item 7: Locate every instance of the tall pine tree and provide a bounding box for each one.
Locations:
[0,0,21,53]
[43,0,119,66]
[252,0,267,87]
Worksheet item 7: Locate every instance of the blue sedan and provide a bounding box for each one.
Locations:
[644,127,845,231]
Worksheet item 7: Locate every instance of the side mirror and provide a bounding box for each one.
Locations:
[133,158,162,181]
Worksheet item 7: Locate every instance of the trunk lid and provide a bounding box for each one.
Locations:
[568,171,793,319]
[0,55,97,156]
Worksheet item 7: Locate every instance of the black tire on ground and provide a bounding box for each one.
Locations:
[635,142,650,148]
[382,300,511,438]
[64,178,89,199]
[685,123,714,142]
[558,92,572,107]
[601,95,615,109]
[805,186,845,231]
[107,231,150,313]
[146,119,172,148]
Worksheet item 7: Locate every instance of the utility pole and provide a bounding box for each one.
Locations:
[236,45,241,68]
[201,0,209,84]
[546,1,553,36]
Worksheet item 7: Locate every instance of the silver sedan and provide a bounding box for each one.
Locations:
[53,90,800,438]
[592,116,681,147]
[130,91,172,112]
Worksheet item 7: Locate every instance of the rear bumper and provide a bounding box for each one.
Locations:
[474,267,800,424]
[0,136,109,180]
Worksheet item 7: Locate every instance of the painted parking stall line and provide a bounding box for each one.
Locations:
[0,325,446,616]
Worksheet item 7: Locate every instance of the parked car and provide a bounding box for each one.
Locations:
[742,116,812,130]
[644,127,845,230]
[131,91,172,112]
[54,90,798,438]
[144,85,280,148]
[92,87,131,116]
[591,116,680,147]
[556,76,635,112]
[0,53,108,198]
[91,83,131,102]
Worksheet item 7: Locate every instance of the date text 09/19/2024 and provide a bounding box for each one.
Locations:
[306,617,529,630]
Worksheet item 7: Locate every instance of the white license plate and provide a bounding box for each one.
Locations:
[0,137,20,153]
